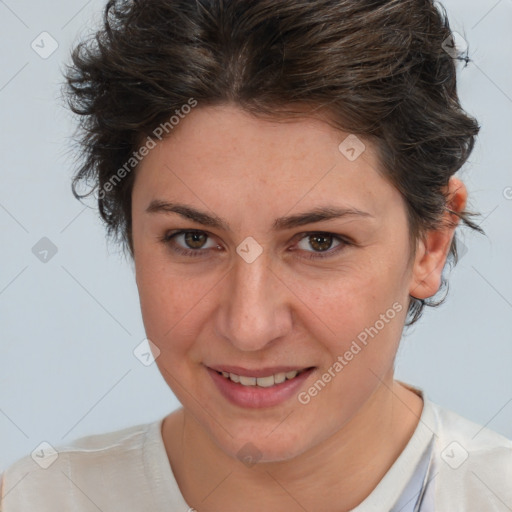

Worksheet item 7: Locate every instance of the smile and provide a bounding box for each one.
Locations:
[206,365,317,408]
[216,368,310,388]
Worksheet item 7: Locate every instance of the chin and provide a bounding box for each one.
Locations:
[212,425,311,465]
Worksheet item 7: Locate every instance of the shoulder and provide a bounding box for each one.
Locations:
[4,420,156,477]
[428,398,512,459]
[425,398,512,510]
[1,419,162,511]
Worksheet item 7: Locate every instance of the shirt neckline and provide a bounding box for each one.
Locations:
[348,382,436,511]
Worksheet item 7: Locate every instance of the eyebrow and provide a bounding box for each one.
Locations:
[145,200,374,232]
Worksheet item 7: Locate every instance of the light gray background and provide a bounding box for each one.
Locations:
[1,0,511,472]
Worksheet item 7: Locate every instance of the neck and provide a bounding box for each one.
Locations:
[162,379,423,512]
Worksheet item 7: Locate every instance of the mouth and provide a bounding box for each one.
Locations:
[211,367,315,388]
[205,364,317,408]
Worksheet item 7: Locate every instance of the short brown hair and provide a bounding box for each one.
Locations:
[64,0,483,325]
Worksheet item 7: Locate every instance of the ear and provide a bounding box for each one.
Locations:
[409,177,467,300]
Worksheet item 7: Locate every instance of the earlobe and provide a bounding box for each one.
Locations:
[409,177,468,300]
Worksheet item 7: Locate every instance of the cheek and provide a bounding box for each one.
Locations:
[135,256,220,355]
[294,262,407,375]
[136,261,185,341]
[290,261,401,331]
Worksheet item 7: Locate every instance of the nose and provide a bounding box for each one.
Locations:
[215,249,292,352]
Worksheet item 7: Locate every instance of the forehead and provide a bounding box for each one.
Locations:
[142,105,368,173]
[133,105,399,222]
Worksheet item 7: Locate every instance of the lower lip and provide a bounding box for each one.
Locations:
[206,366,316,409]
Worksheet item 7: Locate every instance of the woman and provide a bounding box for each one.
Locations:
[1,0,510,510]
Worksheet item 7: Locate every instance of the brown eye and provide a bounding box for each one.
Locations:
[161,230,221,257]
[295,232,349,260]
[308,234,334,252]
[183,231,208,249]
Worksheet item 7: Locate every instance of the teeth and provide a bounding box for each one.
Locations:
[274,372,286,384]
[239,375,256,386]
[256,375,275,388]
[219,369,306,387]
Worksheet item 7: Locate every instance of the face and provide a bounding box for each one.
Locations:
[131,104,418,462]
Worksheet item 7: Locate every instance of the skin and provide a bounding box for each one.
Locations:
[131,104,467,512]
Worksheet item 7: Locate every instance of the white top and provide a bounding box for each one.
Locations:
[1,383,511,511]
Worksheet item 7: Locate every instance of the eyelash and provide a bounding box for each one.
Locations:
[159,230,352,260]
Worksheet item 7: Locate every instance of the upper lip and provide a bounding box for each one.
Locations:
[206,364,314,378]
